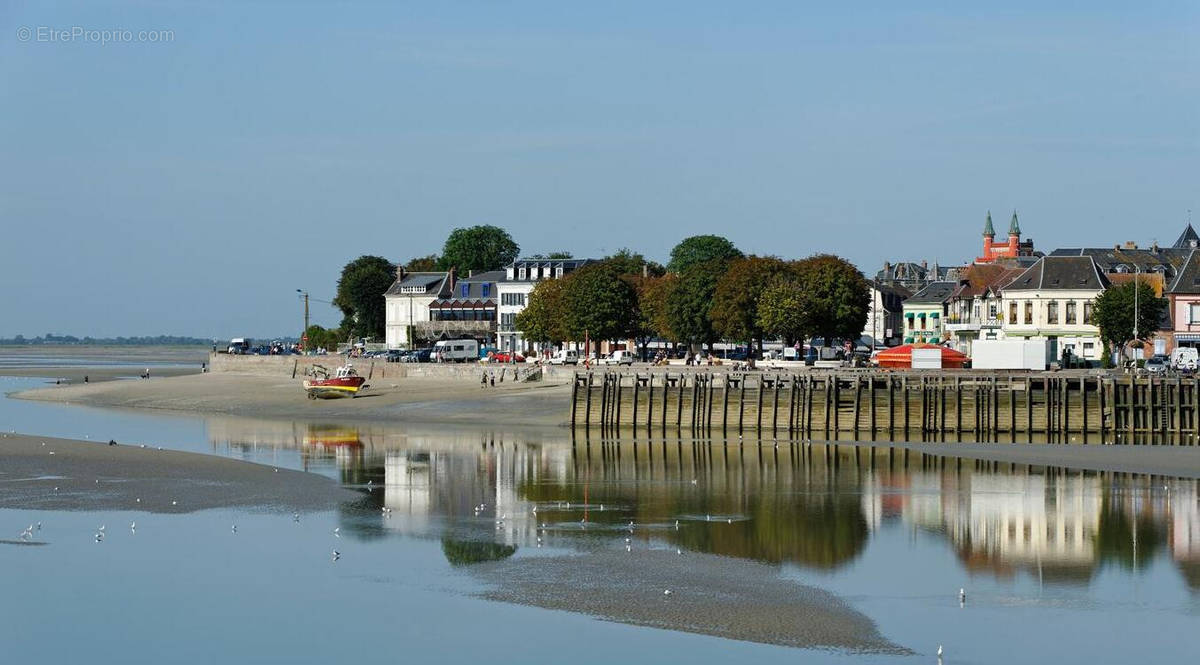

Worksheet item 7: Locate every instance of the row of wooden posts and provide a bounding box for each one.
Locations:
[570,370,1200,445]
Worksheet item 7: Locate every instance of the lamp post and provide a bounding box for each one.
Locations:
[297,289,309,353]
[1133,266,1139,362]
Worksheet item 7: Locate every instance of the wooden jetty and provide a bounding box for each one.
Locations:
[569,370,1200,445]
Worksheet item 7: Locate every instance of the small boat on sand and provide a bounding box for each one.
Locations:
[303,364,368,399]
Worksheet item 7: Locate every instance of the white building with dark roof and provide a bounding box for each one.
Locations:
[496,258,593,354]
[384,269,452,349]
[999,256,1108,363]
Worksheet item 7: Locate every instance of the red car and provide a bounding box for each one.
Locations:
[490,351,525,363]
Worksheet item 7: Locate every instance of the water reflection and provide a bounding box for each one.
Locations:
[206,420,1200,589]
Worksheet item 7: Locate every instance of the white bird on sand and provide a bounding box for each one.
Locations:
[937,645,943,658]
[98,525,105,532]
[130,522,136,530]
[36,522,41,531]
[959,588,966,604]
[333,527,340,537]
[293,513,300,522]
[663,589,671,595]
[94,532,104,542]
[676,548,681,555]
[171,500,177,506]
[331,550,340,561]
[231,525,238,533]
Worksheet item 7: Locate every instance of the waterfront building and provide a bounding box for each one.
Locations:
[998,255,1107,364]
[384,268,454,349]
[874,260,962,294]
[943,263,1029,354]
[419,270,503,347]
[1166,248,1200,355]
[901,281,956,344]
[496,257,593,354]
[861,281,909,348]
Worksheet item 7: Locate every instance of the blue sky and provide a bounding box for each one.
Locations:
[2,1,1197,337]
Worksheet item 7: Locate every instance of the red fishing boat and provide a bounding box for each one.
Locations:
[303,364,368,399]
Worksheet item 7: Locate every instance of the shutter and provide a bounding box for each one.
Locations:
[1188,305,1194,325]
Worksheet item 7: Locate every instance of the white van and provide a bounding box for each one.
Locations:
[549,349,579,365]
[1172,347,1198,370]
[433,339,480,363]
[601,350,636,366]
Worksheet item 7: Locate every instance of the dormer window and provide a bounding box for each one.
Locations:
[461,284,469,298]
[1114,265,1128,273]
[555,266,563,278]
[482,284,490,298]
[518,267,527,280]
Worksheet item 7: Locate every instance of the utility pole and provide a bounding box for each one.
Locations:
[297,289,309,352]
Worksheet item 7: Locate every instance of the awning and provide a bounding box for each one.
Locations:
[930,312,940,318]
[1176,333,1200,342]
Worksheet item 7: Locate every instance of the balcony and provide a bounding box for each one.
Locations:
[415,320,497,336]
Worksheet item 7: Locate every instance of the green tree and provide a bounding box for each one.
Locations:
[667,260,727,348]
[710,256,791,354]
[516,278,568,345]
[1093,279,1168,362]
[438,225,520,273]
[666,235,743,274]
[561,263,638,342]
[792,254,869,348]
[757,274,807,343]
[604,248,666,278]
[441,538,517,566]
[333,255,396,340]
[404,254,439,272]
[303,325,344,352]
[525,251,573,260]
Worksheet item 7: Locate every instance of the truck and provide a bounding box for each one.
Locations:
[227,338,252,354]
[433,339,480,363]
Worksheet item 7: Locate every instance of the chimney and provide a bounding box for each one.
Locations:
[642,263,649,278]
[1124,241,1137,250]
[1151,242,1159,254]
[921,260,928,270]
[884,261,891,273]
[396,265,406,281]
[468,269,474,278]
[448,266,457,290]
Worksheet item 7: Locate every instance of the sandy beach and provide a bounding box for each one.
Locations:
[0,432,358,513]
[14,371,574,431]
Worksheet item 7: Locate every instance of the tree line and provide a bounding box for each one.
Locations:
[518,235,871,356]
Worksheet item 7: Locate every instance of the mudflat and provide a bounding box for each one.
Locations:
[0,433,358,513]
[15,372,574,430]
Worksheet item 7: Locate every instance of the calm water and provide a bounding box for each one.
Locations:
[2,375,1199,664]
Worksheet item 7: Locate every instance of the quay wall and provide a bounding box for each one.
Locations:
[571,370,1200,445]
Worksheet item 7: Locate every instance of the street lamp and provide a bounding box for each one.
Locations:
[297,289,309,353]
[1133,266,1139,362]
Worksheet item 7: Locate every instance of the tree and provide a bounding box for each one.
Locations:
[516,278,567,345]
[757,273,807,343]
[667,260,727,348]
[560,263,638,343]
[604,248,666,278]
[1093,279,1167,362]
[667,235,742,274]
[710,256,790,354]
[441,538,517,566]
[791,254,870,348]
[333,255,396,340]
[404,254,439,272]
[525,251,573,260]
[303,324,344,352]
[438,225,520,273]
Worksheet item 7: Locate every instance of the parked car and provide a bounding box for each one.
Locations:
[726,348,749,361]
[404,348,433,363]
[549,349,579,365]
[385,349,407,363]
[1144,354,1169,374]
[601,350,636,366]
[490,351,525,363]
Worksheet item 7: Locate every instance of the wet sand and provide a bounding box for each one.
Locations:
[0,433,358,513]
[14,372,573,430]
[472,549,909,653]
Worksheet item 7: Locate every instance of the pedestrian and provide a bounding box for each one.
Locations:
[490,373,495,387]
[84,375,89,383]
[481,372,488,389]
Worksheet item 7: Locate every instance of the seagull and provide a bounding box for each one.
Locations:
[333,527,340,537]
[675,520,680,529]
[130,522,136,530]
[959,588,966,604]
[231,525,238,533]
[136,498,141,503]
[691,479,698,485]
[937,645,943,658]
[663,589,671,595]
[727,518,732,524]
[331,550,340,561]
[35,522,41,531]
[171,500,177,506]
[625,544,631,552]
[293,513,300,523]
[98,525,105,532]
[676,548,682,555]
[94,532,104,542]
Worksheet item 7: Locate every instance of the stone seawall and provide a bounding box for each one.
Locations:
[207,353,573,381]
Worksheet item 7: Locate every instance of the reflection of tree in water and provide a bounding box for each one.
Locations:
[442,538,517,566]
[678,492,869,569]
[1095,495,1165,571]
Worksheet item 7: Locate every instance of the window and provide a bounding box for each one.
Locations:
[1047,300,1058,324]
[481,284,490,298]
[1190,303,1200,324]
[988,304,997,319]
[501,293,526,307]
[1066,301,1077,325]
[501,313,516,327]
[1083,302,1094,324]
[1024,301,1033,325]
[555,266,563,278]
[920,313,927,330]
[461,284,469,298]
[1009,302,1017,324]
[518,267,527,280]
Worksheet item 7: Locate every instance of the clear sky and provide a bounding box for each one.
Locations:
[2,1,1197,338]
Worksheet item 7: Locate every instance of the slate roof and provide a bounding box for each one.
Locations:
[1174,223,1200,249]
[384,272,450,297]
[1167,250,1200,294]
[1002,256,1108,292]
[906,281,957,305]
[437,270,505,306]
